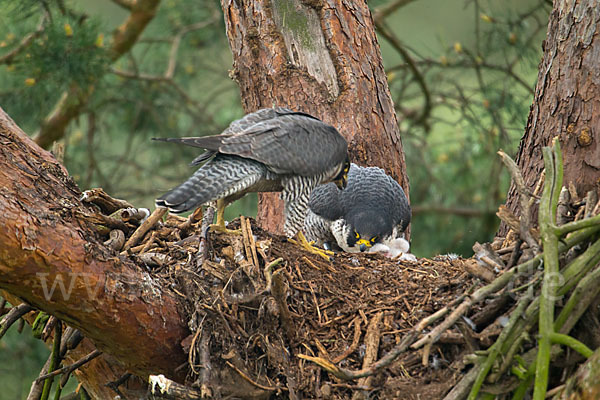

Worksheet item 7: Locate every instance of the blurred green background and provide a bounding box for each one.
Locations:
[0,0,549,397]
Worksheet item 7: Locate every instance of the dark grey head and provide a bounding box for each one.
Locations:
[345,209,394,252]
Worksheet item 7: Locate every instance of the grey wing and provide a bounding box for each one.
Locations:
[221,108,298,135]
[391,183,411,232]
[218,113,348,176]
[308,182,344,221]
[153,109,348,175]
[155,108,301,166]
[374,168,411,233]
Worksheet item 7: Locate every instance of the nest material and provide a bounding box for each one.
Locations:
[147,216,477,399]
[94,197,491,400]
[81,176,600,399]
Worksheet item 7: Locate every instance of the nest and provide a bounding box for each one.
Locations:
[160,217,478,399]
[82,156,600,400]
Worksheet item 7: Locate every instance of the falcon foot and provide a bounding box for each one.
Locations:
[209,223,241,235]
[209,199,241,235]
[289,232,334,262]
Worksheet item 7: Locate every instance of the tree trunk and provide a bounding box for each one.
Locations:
[503,0,600,232]
[0,108,188,395]
[221,0,409,234]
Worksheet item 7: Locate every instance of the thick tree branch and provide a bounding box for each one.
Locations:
[0,108,188,380]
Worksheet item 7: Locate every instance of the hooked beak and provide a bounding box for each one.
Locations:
[334,173,347,189]
[356,239,371,252]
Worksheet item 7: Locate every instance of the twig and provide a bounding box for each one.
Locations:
[0,303,33,340]
[198,327,212,398]
[106,373,131,398]
[584,190,598,217]
[332,318,362,363]
[80,188,134,214]
[555,258,600,333]
[442,365,479,400]
[412,217,599,355]
[41,321,62,400]
[498,150,539,251]
[35,350,102,382]
[556,187,571,226]
[123,207,167,251]
[549,333,593,358]
[506,238,524,269]
[534,139,562,400]
[149,374,205,399]
[468,296,530,399]
[111,0,134,10]
[104,229,125,252]
[240,216,259,275]
[120,207,150,222]
[373,0,417,23]
[352,312,383,400]
[272,268,295,342]
[0,14,47,64]
[375,22,431,126]
[224,361,279,392]
[196,206,215,269]
[166,20,217,79]
[264,257,284,293]
[554,213,600,236]
[298,330,419,380]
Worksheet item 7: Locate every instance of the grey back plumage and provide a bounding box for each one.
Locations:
[305,164,411,245]
[342,164,411,233]
[158,108,348,176]
[155,108,349,237]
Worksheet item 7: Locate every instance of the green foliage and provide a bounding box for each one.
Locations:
[28,17,108,87]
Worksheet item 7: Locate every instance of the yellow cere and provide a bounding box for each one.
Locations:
[356,238,373,248]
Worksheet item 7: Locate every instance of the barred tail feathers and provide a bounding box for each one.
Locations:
[156,156,265,213]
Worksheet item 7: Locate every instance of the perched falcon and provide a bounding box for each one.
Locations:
[155,108,349,259]
[304,163,412,257]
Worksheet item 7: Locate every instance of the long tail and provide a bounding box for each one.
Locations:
[156,156,265,213]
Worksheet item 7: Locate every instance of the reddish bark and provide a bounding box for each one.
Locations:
[503,0,600,232]
[0,108,188,389]
[221,0,409,235]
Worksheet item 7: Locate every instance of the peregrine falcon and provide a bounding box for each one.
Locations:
[154,108,349,259]
[304,163,412,258]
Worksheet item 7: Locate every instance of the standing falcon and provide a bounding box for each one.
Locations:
[155,108,349,259]
[304,163,412,257]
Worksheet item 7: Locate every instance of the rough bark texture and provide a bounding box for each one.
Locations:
[0,108,188,394]
[503,0,600,232]
[221,0,408,234]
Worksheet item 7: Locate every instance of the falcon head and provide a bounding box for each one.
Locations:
[344,209,394,252]
[332,157,351,189]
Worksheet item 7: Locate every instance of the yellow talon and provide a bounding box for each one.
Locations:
[291,232,334,261]
[209,199,241,235]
